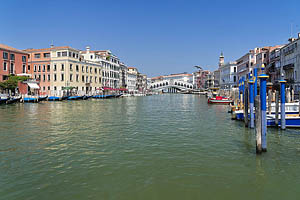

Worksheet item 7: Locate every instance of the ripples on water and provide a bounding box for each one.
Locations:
[1,95,300,199]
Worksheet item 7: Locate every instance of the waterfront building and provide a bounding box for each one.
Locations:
[119,62,128,89]
[213,69,220,87]
[137,73,147,93]
[236,50,255,82]
[280,35,300,92]
[25,45,103,96]
[219,61,237,89]
[81,47,120,89]
[127,67,138,93]
[267,46,283,85]
[0,44,29,82]
[193,70,211,89]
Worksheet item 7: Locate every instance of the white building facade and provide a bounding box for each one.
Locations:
[219,61,237,89]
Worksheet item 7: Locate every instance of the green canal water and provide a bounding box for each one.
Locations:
[1,94,300,200]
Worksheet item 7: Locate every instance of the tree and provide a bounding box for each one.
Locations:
[0,75,30,91]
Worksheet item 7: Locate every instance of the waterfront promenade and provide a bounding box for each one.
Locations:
[1,94,300,199]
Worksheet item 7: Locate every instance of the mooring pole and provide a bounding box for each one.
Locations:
[254,68,258,98]
[259,65,268,152]
[280,79,287,130]
[255,95,262,154]
[275,91,279,127]
[244,83,249,127]
[249,78,254,128]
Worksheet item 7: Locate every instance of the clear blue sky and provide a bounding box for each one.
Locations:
[1,0,300,77]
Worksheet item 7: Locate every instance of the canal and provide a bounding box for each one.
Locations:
[1,94,300,199]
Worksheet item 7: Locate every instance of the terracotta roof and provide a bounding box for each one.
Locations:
[0,44,28,54]
[24,46,77,52]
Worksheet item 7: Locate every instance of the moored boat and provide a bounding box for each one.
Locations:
[6,97,21,104]
[48,96,62,101]
[208,96,233,104]
[38,96,48,101]
[23,97,38,103]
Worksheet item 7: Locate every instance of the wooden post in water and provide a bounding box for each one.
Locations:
[280,80,287,129]
[275,91,279,127]
[291,89,294,102]
[255,95,262,154]
[249,78,255,128]
[244,84,249,127]
[259,65,268,152]
[268,89,272,115]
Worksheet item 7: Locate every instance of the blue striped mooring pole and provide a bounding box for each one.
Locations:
[258,64,269,152]
[249,76,255,128]
[280,79,287,129]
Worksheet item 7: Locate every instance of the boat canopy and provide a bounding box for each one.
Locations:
[27,82,40,89]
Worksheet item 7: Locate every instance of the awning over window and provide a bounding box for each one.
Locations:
[27,83,40,89]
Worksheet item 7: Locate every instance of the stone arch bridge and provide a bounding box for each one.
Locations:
[150,80,194,93]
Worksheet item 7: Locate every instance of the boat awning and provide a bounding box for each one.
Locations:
[27,83,40,89]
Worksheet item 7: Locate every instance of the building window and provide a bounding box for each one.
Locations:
[57,52,61,57]
[43,86,45,91]
[95,77,97,83]
[91,55,93,59]
[54,74,57,81]
[86,66,88,73]
[99,77,101,83]
[48,74,50,81]
[82,75,84,82]
[38,65,41,72]
[70,74,73,82]
[54,64,57,71]
[3,62,7,71]
[47,65,50,72]
[34,65,37,72]
[61,64,64,71]
[22,64,26,73]
[54,86,57,90]
[3,52,8,59]
[82,87,84,91]
[44,53,50,58]
[61,74,64,81]
[34,53,40,59]
[90,67,92,73]
[86,76,88,83]
[90,76,92,83]
[38,75,41,81]
[62,51,67,56]
[48,86,50,90]
[22,56,27,62]
[82,66,84,72]
[10,54,15,60]
[76,65,79,72]
[95,68,97,73]
[43,74,46,82]
[70,64,73,71]
[28,65,30,71]
[43,65,45,72]
[76,74,79,82]
[69,52,72,57]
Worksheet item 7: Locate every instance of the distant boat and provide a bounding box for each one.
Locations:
[6,97,21,104]
[208,96,233,104]
[67,96,84,100]
[23,97,38,103]
[48,96,62,101]
[92,95,114,99]
[38,96,48,101]
[0,97,10,104]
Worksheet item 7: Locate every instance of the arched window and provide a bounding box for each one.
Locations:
[166,82,168,85]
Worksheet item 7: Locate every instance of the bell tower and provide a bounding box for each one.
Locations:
[219,52,224,68]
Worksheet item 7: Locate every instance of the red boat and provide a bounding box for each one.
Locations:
[208,96,233,104]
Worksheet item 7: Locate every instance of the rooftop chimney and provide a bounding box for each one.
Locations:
[50,44,54,48]
[86,46,90,53]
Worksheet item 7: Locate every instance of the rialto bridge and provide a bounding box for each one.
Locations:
[150,79,194,93]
